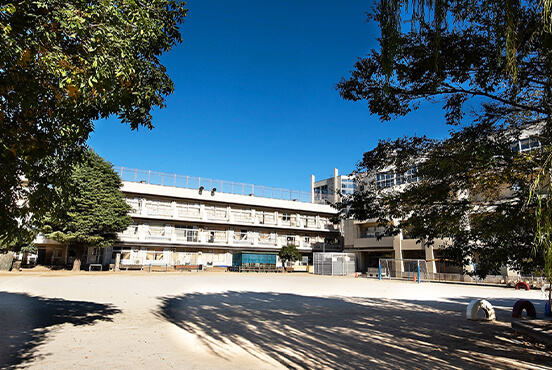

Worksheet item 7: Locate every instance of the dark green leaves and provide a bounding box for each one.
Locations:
[0,0,187,246]
[40,150,133,250]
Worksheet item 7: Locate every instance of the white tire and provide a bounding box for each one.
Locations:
[466,299,495,321]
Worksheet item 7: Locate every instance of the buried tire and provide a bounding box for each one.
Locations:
[512,299,537,319]
[466,299,496,321]
[515,282,530,291]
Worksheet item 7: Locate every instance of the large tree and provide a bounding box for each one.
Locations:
[41,150,132,271]
[336,1,552,278]
[0,0,187,246]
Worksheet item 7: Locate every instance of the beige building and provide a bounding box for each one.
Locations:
[34,167,340,269]
[343,219,445,274]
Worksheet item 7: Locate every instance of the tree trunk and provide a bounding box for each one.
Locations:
[72,246,84,272]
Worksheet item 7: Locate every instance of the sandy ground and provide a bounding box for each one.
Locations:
[0,271,550,369]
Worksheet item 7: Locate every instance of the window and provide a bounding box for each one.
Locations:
[512,137,541,153]
[282,213,290,222]
[376,166,421,189]
[287,236,295,245]
[146,249,164,261]
[314,185,328,195]
[175,225,198,242]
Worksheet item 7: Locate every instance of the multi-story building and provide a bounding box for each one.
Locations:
[311,168,357,204]
[312,168,440,274]
[33,167,340,269]
[324,127,544,277]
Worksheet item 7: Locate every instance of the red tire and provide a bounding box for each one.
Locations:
[515,281,530,291]
[512,299,536,319]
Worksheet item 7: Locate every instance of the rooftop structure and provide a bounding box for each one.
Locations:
[117,167,313,203]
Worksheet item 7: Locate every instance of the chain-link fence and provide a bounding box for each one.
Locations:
[314,253,355,276]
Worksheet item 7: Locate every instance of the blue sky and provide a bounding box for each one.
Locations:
[88,0,453,192]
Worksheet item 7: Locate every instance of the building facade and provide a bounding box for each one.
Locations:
[33,168,340,269]
[311,168,357,204]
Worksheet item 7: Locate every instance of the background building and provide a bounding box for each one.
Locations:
[311,168,357,204]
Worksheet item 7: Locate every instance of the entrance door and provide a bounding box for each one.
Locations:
[37,249,46,265]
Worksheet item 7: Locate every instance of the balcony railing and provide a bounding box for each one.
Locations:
[177,204,201,218]
[234,232,253,245]
[115,166,313,203]
[146,204,173,217]
[232,210,253,223]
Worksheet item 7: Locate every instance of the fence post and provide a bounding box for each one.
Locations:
[379,264,382,280]
[417,263,421,284]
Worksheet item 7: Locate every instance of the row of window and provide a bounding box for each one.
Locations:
[375,166,421,189]
[127,198,327,227]
[121,223,327,246]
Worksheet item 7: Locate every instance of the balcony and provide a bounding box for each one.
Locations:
[145,226,170,241]
[207,230,228,243]
[350,236,395,249]
[232,210,253,223]
[175,228,199,243]
[177,204,201,219]
[233,232,253,245]
[206,207,228,221]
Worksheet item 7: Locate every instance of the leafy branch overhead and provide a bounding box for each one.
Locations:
[0,0,187,245]
[337,0,552,128]
[336,0,552,279]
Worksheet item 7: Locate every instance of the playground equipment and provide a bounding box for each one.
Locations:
[466,299,496,321]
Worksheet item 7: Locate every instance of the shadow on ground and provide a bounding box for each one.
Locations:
[0,292,121,369]
[156,292,551,369]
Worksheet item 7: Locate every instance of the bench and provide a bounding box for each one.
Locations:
[120,264,144,271]
[144,264,170,272]
[89,264,102,272]
[174,264,202,272]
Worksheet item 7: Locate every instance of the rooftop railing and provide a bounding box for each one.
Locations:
[114,166,313,203]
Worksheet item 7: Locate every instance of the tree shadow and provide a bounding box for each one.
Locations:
[0,292,121,369]
[156,292,551,369]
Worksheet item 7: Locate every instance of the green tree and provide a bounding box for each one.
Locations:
[337,129,544,279]
[41,150,133,271]
[0,0,187,246]
[336,1,552,279]
[278,245,302,272]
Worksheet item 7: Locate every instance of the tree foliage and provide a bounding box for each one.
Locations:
[0,0,187,245]
[278,245,302,272]
[336,0,552,279]
[338,1,552,128]
[40,150,132,270]
[338,126,545,278]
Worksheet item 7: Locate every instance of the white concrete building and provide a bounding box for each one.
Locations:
[311,168,357,204]
[34,167,340,269]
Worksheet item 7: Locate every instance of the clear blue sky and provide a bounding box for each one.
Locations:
[88,0,452,192]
